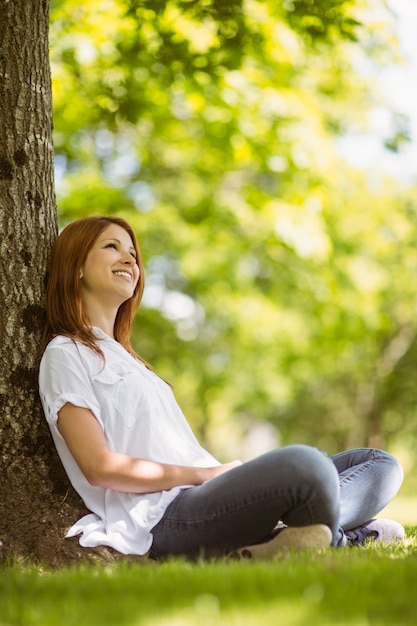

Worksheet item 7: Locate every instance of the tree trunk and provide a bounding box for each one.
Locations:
[0,0,107,566]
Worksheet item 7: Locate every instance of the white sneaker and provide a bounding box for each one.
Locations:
[345,518,405,546]
[229,524,332,560]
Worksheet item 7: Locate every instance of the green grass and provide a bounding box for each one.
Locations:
[2,526,417,626]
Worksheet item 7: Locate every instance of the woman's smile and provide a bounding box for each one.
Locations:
[113,270,134,281]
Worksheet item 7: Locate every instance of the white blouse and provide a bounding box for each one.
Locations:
[38,328,219,555]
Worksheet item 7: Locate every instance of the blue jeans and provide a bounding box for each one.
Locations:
[333,447,404,545]
[149,445,403,559]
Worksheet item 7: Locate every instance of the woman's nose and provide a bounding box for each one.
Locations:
[122,251,135,264]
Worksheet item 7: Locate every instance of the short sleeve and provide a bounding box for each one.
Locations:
[39,341,103,428]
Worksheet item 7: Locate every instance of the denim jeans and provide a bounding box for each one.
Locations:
[332,447,404,545]
[149,444,403,559]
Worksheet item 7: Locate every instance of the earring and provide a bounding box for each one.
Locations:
[79,270,83,279]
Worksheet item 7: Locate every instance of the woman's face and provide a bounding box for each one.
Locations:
[80,223,140,309]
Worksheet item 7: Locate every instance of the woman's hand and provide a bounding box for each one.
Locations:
[202,460,242,481]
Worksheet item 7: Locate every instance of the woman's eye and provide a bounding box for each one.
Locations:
[105,243,117,249]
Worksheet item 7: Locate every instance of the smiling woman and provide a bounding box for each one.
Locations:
[79,225,140,338]
[38,216,405,561]
[41,216,145,361]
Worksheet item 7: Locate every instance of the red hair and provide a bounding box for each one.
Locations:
[41,216,146,362]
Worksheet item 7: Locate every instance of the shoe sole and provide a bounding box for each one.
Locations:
[233,524,332,560]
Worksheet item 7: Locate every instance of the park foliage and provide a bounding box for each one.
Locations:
[49,0,417,463]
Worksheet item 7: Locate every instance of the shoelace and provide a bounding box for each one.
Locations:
[345,526,378,546]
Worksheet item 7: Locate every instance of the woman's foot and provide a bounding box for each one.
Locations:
[229,524,332,560]
[345,519,405,546]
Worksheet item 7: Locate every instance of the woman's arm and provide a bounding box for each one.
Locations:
[58,403,241,493]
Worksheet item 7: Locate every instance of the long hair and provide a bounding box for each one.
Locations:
[41,215,146,362]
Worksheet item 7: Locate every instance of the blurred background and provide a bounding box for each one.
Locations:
[49,0,417,522]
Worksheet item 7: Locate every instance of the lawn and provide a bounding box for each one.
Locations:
[1,526,416,626]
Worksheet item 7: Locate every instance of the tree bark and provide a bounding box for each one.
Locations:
[0,0,139,566]
[0,0,88,566]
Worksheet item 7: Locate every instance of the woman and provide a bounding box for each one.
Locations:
[39,216,405,560]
